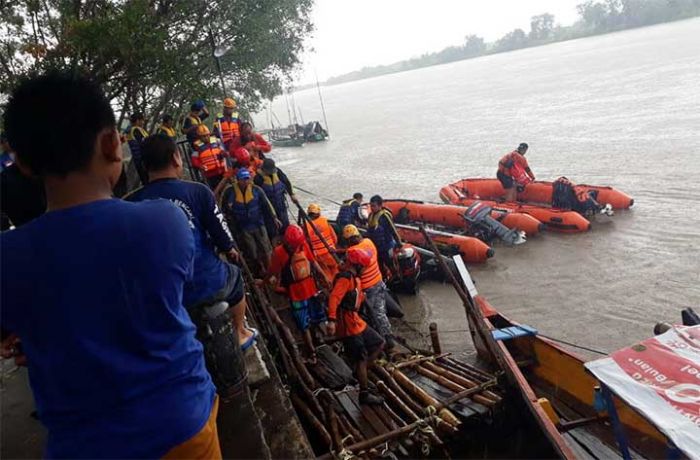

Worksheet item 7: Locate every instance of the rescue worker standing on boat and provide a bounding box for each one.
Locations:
[254,158,298,240]
[327,247,385,405]
[336,193,366,242]
[126,112,149,185]
[367,195,403,278]
[221,168,279,274]
[191,124,228,189]
[343,224,396,354]
[214,98,242,152]
[263,224,331,363]
[156,114,178,141]
[497,142,535,202]
[182,100,209,146]
[305,203,339,278]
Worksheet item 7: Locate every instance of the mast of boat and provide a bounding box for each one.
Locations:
[290,90,299,125]
[297,106,304,125]
[315,71,330,137]
[284,91,293,128]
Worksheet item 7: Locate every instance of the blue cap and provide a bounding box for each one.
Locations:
[236,168,251,180]
[193,100,205,110]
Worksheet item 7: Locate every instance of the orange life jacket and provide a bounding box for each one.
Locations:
[305,216,336,256]
[331,272,367,337]
[193,138,227,178]
[283,247,312,284]
[352,238,382,290]
[216,116,241,144]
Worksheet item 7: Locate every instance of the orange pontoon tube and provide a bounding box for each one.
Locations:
[450,178,634,210]
[383,199,544,236]
[440,184,591,233]
[395,223,494,263]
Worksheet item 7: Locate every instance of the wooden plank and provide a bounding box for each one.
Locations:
[335,392,378,439]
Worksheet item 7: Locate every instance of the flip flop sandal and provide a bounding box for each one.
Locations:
[240,327,259,351]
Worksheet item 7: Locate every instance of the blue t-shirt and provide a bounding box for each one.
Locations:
[1,198,215,458]
[126,178,235,307]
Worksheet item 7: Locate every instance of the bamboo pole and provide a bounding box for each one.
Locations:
[434,378,499,411]
[394,352,451,369]
[422,361,501,404]
[429,323,442,354]
[415,364,495,407]
[371,367,424,415]
[376,381,445,446]
[391,368,461,427]
[291,391,332,448]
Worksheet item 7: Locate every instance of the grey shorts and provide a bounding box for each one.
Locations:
[241,226,273,261]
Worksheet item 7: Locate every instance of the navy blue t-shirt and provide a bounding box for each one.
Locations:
[126,178,235,307]
[0,198,215,458]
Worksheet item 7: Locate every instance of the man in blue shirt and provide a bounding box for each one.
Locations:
[0,73,219,458]
[126,134,257,350]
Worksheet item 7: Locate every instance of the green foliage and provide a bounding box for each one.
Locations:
[324,0,700,86]
[0,0,314,126]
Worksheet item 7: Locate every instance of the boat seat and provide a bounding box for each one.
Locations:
[492,325,537,342]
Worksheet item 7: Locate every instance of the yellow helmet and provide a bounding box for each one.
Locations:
[223,98,237,109]
[343,224,360,239]
[307,203,321,215]
[196,124,210,136]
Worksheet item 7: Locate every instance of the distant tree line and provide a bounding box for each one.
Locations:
[324,0,700,86]
[0,0,314,129]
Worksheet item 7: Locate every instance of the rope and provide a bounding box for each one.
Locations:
[295,185,343,206]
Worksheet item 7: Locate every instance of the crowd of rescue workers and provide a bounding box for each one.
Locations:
[0,73,546,459]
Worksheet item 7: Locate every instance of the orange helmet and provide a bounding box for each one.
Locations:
[307,203,321,215]
[342,224,361,239]
[196,124,210,136]
[223,98,237,109]
[284,225,305,248]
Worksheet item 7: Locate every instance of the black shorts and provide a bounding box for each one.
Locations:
[343,327,385,363]
[497,170,514,189]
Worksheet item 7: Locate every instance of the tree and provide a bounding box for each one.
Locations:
[493,28,528,52]
[463,35,486,57]
[529,13,556,41]
[0,0,314,126]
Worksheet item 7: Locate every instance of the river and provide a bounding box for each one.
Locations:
[256,18,700,360]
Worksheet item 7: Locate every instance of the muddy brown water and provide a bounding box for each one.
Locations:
[259,18,700,361]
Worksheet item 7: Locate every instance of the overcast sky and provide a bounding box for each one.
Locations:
[297,0,581,83]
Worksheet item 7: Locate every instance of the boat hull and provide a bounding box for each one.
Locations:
[440,185,591,233]
[384,199,544,236]
[396,224,494,264]
[449,178,634,210]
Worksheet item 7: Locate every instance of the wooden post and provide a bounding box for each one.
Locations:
[429,322,442,354]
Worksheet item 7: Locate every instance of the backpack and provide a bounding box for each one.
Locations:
[281,247,312,287]
[552,177,577,210]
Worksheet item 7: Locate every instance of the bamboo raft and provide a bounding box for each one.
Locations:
[239,259,504,458]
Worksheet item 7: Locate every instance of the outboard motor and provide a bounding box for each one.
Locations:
[463,201,526,246]
[189,301,248,398]
[388,243,421,294]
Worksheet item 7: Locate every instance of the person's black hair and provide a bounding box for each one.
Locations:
[130,112,144,124]
[190,103,199,111]
[162,114,173,123]
[141,134,177,172]
[370,194,383,205]
[353,192,363,200]
[240,121,252,129]
[262,158,276,171]
[3,72,116,177]
[518,142,529,152]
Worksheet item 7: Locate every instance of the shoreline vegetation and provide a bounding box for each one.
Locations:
[299,0,700,90]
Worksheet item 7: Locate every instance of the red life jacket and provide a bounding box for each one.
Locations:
[510,161,532,186]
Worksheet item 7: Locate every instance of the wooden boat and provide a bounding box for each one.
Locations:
[396,223,494,264]
[383,199,544,236]
[440,184,591,233]
[271,136,305,147]
[446,178,634,210]
[458,278,671,458]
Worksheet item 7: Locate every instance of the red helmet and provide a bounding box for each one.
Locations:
[284,224,305,248]
[346,247,372,267]
[233,147,250,166]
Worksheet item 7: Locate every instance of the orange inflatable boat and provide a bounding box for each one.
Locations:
[395,223,494,264]
[384,199,544,236]
[448,178,633,210]
[440,185,591,233]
